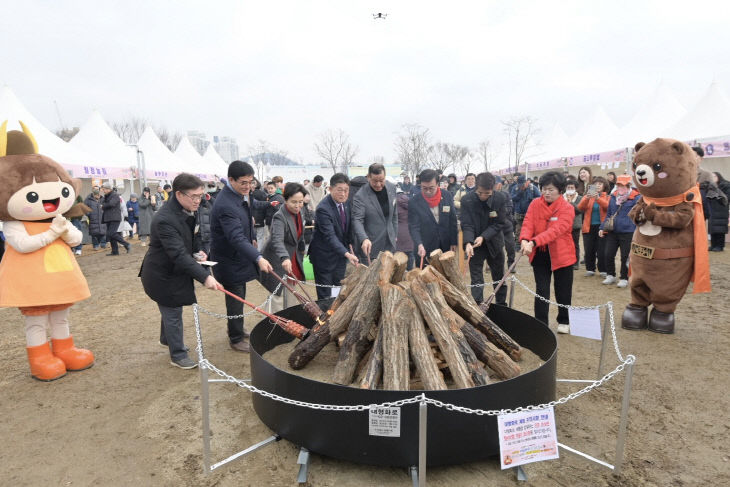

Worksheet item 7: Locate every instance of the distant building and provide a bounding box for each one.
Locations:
[214,135,240,163]
[187,130,209,155]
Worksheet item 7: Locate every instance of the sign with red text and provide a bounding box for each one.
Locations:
[498,407,559,469]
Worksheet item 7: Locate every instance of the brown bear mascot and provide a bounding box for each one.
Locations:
[0,121,94,381]
[622,138,711,334]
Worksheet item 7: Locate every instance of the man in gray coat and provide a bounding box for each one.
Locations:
[352,163,398,261]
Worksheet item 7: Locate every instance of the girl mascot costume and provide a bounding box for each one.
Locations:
[0,121,94,381]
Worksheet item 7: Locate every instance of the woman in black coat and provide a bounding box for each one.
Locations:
[259,183,307,312]
[84,190,107,249]
[706,172,729,251]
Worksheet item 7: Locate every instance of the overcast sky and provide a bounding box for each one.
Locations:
[2,0,729,168]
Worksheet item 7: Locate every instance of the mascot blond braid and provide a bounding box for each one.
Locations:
[0,121,94,381]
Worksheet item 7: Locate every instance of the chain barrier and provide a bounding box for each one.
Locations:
[192,273,634,416]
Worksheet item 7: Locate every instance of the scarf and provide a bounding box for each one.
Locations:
[641,184,710,294]
[423,188,442,208]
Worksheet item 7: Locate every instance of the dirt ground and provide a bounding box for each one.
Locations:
[1,238,729,487]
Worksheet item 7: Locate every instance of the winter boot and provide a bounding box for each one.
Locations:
[51,336,95,371]
[648,309,675,334]
[621,304,648,330]
[27,343,67,381]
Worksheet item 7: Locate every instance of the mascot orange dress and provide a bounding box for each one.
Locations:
[0,121,94,381]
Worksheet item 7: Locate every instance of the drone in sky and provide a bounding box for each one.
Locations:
[373,13,388,20]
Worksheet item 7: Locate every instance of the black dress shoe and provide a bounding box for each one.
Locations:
[106,252,120,256]
[125,245,131,253]
[621,304,648,330]
[648,308,675,334]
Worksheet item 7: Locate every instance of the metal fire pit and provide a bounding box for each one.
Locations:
[250,300,557,467]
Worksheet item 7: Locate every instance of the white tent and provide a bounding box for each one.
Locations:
[137,125,186,181]
[612,82,687,147]
[69,110,137,173]
[567,106,621,155]
[665,81,730,141]
[174,136,212,179]
[0,85,96,173]
[202,144,229,178]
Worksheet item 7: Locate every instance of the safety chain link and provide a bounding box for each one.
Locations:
[192,288,634,416]
[512,276,608,310]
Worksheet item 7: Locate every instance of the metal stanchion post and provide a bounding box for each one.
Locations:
[508,276,516,308]
[597,303,612,380]
[418,394,427,487]
[283,275,290,309]
[613,359,635,476]
[200,364,212,474]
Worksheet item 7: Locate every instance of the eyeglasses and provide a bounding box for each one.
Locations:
[235,179,253,187]
[182,192,204,202]
[475,191,492,198]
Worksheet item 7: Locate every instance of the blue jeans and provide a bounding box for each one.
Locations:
[71,219,83,252]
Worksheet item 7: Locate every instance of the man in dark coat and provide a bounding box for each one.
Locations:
[408,169,458,264]
[308,173,360,300]
[210,160,274,353]
[101,182,130,255]
[140,173,220,369]
[352,163,398,261]
[461,172,509,305]
[84,187,107,249]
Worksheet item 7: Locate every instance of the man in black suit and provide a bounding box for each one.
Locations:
[408,169,458,263]
[461,172,509,305]
[140,173,221,369]
[210,161,274,353]
[308,173,360,300]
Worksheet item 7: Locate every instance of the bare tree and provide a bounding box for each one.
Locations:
[502,116,538,173]
[428,142,451,174]
[313,129,359,173]
[154,125,182,152]
[394,124,431,179]
[443,143,471,176]
[475,139,496,173]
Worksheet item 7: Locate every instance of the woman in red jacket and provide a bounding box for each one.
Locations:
[577,176,610,277]
[520,171,576,333]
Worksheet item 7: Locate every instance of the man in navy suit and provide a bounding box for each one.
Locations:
[308,173,360,300]
[409,169,458,263]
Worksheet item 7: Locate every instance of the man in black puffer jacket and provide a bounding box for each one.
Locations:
[101,183,130,256]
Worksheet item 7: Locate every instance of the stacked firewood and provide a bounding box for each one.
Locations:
[288,250,523,390]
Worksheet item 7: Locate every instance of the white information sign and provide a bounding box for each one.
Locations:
[497,407,559,469]
[330,286,341,298]
[568,307,602,340]
[368,406,401,437]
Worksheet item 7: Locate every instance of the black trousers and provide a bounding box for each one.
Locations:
[571,228,581,264]
[222,283,247,344]
[158,304,188,361]
[582,224,606,272]
[604,232,632,279]
[503,229,515,266]
[710,233,726,250]
[313,259,347,301]
[105,221,128,254]
[469,245,506,305]
[532,249,573,325]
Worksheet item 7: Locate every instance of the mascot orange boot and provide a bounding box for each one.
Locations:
[0,121,94,380]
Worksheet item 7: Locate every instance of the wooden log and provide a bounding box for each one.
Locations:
[380,284,411,390]
[403,292,447,390]
[377,251,396,285]
[404,269,420,282]
[421,267,522,361]
[461,322,521,380]
[358,319,383,389]
[332,256,396,385]
[413,278,491,386]
[428,249,445,275]
[438,250,471,299]
[288,261,380,370]
[391,252,409,283]
[410,280,477,389]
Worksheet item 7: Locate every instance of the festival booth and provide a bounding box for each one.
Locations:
[0,86,97,176]
[174,136,218,182]
[202,144,230,179]
[136,125,187,186]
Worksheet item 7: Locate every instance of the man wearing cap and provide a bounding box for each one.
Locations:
[101,183,130,255]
